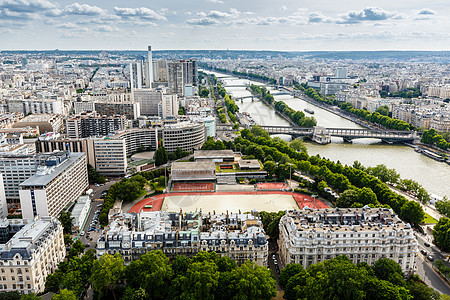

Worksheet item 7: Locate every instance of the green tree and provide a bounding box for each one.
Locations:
[67,240,85,258]
[124,251,173,299]
[154,144,169,166]
[278,263,304,289]
[372,258,405,287]
[336,189,359,207]
[289,139,307,153]
[433,217,450,251]
[58,211,73,234]
[180,260,220,299]
[229,261,276,300]
[251,125,270,139]
[87,164,106,184]
[400,201,425,226]
[91,253,125,300]
[51,290,76,300]
[436,196,450,218]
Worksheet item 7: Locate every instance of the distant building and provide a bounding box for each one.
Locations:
[12,114,62,134]
[278,207,418,274]
[162,121,206,152]
[96,211,268,266]
[8,99,64,115]
[0,216,65,294]
[19,151,88,219]
[66,112,127,138]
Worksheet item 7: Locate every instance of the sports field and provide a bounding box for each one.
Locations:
[129,191,328,213]
[161,193,298,213]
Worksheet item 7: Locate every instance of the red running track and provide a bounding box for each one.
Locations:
[257,182,288,190]
[129,191,328,213]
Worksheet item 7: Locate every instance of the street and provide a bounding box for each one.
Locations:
[415,234,450,295]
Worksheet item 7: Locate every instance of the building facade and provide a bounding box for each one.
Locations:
[0,216,65,294]
[66,113,127,138]
[96,211,268,266]
[278,208,418,274]
[19,152,88,219]
[162,121,206,152]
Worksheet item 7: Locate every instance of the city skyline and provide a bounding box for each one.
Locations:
[0,0,449,51]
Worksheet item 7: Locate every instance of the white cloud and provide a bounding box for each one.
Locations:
[0,0,55,13]
[338,7,401,24]
[280,5,287,11]
[418,8,435,15]
[113,6,167,21]
[209,0,224,3]
[64,3,106,16]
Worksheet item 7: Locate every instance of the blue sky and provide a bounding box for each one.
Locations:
[0,0,448,50]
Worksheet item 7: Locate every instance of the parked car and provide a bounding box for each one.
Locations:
[272,254,276,260]
[427,255,434,262]
[80,231,85,236]
[420,249,427,256]
[424,242,430,247]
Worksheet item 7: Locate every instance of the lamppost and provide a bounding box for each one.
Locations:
[311,194,318,209]
[287,163,292,191]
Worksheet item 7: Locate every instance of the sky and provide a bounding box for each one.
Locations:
[0,0,449,51]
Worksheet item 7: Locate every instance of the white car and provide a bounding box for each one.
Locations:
[80,231,85,236]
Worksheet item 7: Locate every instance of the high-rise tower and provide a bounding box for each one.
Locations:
[147,46,154,87]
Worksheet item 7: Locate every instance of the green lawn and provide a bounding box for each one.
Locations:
[423,213,438,224]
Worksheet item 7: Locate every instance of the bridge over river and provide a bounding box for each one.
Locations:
[257,125,419,144]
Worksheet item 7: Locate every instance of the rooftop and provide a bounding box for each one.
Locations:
[172,161,215,171]
[194,150,234,159]
[19,152,85,187]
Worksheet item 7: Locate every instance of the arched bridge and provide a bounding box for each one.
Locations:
[256,125,418,144]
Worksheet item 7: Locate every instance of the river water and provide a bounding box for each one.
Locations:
[208,71,450,199]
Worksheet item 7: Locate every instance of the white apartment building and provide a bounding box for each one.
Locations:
[8,99,63,115]
[158,94,178,118]
[0,155,40,202]
[162,121,206,152]
[132,89,164,116]
[278,207,418,274]
[90,137,127,176]
[0,175,7,218]
[0,216,65,294]
[19,152,88,219]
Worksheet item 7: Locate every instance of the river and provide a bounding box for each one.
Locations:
[207,71,450,199]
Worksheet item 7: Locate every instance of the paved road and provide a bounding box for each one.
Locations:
[416,254,450,295]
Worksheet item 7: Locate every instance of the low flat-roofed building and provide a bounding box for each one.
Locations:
[278,207,418,274]
[194,150,235,162]
[71,195,91,232]
[12,114,62,134]
[238,159,261,170]
[0,216,65,294]
[171,161,215,181]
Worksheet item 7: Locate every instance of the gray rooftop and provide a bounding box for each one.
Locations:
[194,150,234,159]
[171,161,215,171]
[19,152,85,187]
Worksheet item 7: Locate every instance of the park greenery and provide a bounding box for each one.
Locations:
[339,102,413,131]
[154,144,169,166]
[280,256,440,300]
[421,128,450,151]
[177,106,185,115]
[435,196,450,218]
[98,175,147,226]
[434,259,450,282]
[250,84,316,127]
[379,87,422,99]
[44,250,276,300]
[199,87,210,98]
[432,217,450,252]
